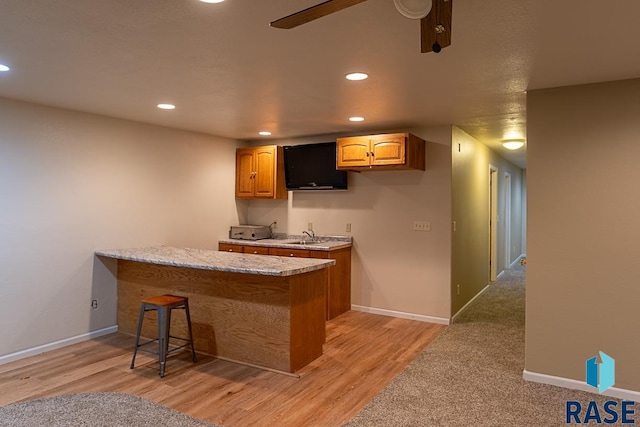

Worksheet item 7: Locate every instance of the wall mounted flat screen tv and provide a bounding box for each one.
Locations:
[283,142,348,191]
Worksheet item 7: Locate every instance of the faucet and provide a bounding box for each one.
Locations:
[302,230,315,242]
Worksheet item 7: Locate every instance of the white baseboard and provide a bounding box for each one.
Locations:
[0,325,118,366]
[523,369,640,402]
[451,284,490,323]
[351,305,450,325]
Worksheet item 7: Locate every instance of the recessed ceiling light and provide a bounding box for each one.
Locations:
[259,131,272,136]
[349,116,365,122]
[502,139,525,150]
[199,0,224,3]
[0,64,10,72]
[345,72,368,81]
[157,103,176,110]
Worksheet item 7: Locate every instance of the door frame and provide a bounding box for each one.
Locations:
[504,172,512,268]
[489,165,498,281]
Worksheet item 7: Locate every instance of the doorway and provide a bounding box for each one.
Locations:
[504,172,512,269]
[489,165,498,281]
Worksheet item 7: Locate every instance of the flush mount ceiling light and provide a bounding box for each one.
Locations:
[502,139,525,150]
[157,103,176,110]
[393,0,432,19]
[349,116,365,122]
[199,0,224,3]
[258,131,272,136]
[0,64,10,72]
[345,72,368,81]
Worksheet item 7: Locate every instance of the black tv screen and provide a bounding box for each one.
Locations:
[283,142,348,191]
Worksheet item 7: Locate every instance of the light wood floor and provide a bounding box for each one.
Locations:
[0,311,445,427]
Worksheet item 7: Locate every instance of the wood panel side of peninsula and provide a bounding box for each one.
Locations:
[116,260,327,373]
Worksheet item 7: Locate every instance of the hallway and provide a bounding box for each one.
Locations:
[345,266,628,426]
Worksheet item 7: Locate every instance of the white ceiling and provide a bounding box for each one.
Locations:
[2,0,640,169]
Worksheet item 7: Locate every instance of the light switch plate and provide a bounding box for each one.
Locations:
[413,221,431,232]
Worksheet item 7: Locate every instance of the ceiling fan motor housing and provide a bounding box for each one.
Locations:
[270,0,452,54]
[393,0,433,19]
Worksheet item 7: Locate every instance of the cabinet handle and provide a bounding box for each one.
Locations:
[228,249,233,252]
[370,151,374,157]
[290,253,294,257]
[366,152,370,157]
[253,251,258,254]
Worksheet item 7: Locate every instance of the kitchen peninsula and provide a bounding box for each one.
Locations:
[95,246,335,373]
[218,235,352,320]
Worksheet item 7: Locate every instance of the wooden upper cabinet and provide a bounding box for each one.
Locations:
[335,137,371,168]
[235,145,287,199]
[370,134,406,166]
[336,133,425,171]
[236,149,256,198]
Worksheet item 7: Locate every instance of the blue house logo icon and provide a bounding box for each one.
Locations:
[586,351,615,393]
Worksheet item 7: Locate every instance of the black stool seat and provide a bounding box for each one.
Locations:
[130,294,197,377]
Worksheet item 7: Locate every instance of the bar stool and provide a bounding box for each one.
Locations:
[130,294,197,378]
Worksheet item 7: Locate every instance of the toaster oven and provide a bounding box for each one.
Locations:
[228,225,271,240]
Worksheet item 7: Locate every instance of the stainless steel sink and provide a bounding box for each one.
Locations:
[287,240,321,245]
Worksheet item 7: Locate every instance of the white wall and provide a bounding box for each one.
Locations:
[0,98,244,358]
[247,126,453,320]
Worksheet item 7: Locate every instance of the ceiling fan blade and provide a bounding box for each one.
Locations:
[270,0,369,29]
[421,0,452,53]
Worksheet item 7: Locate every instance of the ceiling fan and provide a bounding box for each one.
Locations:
[270,0,452,53]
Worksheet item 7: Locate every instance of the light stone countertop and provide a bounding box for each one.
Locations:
[95,245,335,277]
[218,234,352,251]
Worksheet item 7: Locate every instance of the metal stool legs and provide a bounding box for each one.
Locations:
[157,304,170,378]
[130,303,146,370]
[183,299,197,363]
[130,295,196,378]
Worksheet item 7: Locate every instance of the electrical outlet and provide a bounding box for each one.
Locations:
[308,222,313,231]
[413,221,431,232]
[91,299,98,310]
[346,223,351,232]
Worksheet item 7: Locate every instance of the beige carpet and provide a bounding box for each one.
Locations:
[0,392,219,427]
[343,266,629,426]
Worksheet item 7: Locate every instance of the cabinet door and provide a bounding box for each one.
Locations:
[269,247,310,258]
[370,133,406,166]
[219,243,244,253]
[254,146,276,198]
[310,248,351,320]
[236,148,255,198]
[336,136,371,168]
